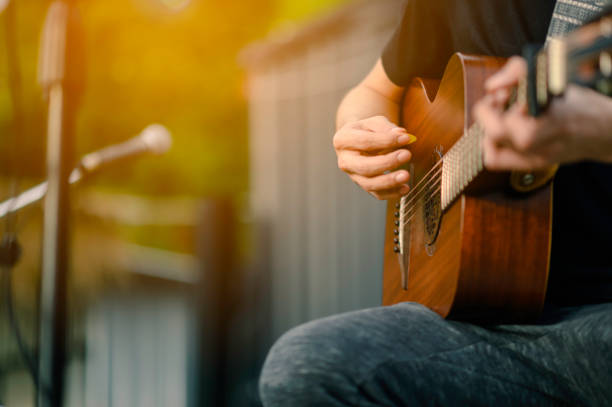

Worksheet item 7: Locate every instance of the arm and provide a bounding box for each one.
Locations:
[336,59,405,129]
[474,57,612,170]
[333,59,417,200]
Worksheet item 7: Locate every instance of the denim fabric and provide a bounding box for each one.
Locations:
[259,302,612,406]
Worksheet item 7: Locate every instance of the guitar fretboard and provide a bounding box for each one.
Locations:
[440,124,485,210]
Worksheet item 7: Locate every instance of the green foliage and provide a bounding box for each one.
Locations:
[0,0,352,260]
[77,0,276,196]
[1,0,351,199]
[1,0,277,197]
[0,0,352,199]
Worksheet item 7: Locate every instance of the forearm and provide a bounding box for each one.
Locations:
[336,83,402,131]
[333,59,413,200]
[558,87,612,164]
[586,92,612,163]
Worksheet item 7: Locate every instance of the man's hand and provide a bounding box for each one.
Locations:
[473,56,612,170]
[333,115,416,200]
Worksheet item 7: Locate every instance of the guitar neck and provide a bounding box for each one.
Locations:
[439,12,612,209]
[440,123,484,210]
[527,12,612,116]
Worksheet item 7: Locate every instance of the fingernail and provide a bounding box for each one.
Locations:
[395,172,408,182]
[397,151,410,162]
[392,127,408,134]
[398,134,417,144]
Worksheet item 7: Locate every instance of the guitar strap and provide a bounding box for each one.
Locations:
[546,0,608,39]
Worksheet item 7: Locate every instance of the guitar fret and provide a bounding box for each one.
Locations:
[441,123,485,211]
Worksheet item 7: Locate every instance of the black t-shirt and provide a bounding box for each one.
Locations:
[381,0,612,304]
[382,0,556,86]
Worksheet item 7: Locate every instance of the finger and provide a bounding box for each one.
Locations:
[369,184,411,201]
[351,169,410,193]
[501,106,542,152]
[483,135,550,171]
[334,129,417,151]
[358,115,405,133]
[493,88,511,106]
[338,149,411,176]
[485,56,527,92]
[473,96,509,146]
[507,96,528,115]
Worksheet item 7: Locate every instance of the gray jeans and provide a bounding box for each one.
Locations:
[259,302,612,406]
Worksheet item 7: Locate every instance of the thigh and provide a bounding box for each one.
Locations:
[259,302,480,406]
[259,302,612,407]
[367,302,612,407]
[486,302,612,406]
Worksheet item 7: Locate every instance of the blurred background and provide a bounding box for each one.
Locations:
[0,0,402,405]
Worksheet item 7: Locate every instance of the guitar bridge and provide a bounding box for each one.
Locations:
[394,164,413,290]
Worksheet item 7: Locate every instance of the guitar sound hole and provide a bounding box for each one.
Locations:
[423,187,442,247]
[423,147,443,254]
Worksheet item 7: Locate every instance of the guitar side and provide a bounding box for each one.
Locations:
[382,54,552,323]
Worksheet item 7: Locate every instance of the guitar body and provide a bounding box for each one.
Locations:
[382,54,553,323]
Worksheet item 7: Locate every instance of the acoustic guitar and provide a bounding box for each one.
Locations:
[382,12,612,323]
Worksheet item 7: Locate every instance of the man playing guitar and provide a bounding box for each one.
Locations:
[259,1,612,405]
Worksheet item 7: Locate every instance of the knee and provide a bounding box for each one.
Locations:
[258,319,354,406]
[258,303,438,405]
[259,323,326,405]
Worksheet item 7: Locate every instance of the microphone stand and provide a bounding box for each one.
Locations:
[37,1,83,405]
[0,124,172,220]
[0,121,170,402]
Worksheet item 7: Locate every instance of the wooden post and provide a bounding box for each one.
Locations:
[194,198,236,407]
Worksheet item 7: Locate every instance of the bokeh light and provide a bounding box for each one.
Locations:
[158,0,191,13]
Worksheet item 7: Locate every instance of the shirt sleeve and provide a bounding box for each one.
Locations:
[381,0,453,86]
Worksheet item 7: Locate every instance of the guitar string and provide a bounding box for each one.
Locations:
[398,139,484,229]
[398,179,441,226]
[397,158,442,205]
[400,126,483,217]
[398,134,471,217]
[397,122,485,219]
[398,167,442,217]
[400,184,442,229]
[398,148,480,228]
[395,159,443,216]
[399,158,471,227]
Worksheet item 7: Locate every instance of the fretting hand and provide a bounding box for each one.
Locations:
[473,56,612,170]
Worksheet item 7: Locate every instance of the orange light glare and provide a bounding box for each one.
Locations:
[158,0,191,12]
[0,0,9,13]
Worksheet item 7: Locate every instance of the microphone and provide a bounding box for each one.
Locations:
[78,123,172,175]
[0,124,172,219]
